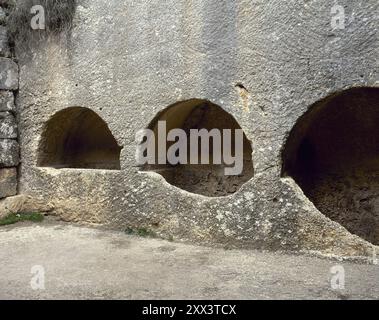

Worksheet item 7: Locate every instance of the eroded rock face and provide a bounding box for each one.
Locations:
[0,194,53,219]
[38,107,122,170]
[13,0,379,257]
[0,167,16,198]
[158,163,254,197]
[0,57,18,90]
[0,111,17,139]
[283,88,379,246]
[141,100,254,197]
[0,91,15,112]
[0,138,18,167]
[308,169,379,245]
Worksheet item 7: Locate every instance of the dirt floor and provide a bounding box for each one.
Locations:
[0,218,378,300]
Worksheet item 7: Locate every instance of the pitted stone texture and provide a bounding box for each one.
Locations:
[0,26,9,57]
[0,167,16,198]
[0,57,17,90]
[0,91,14,112]
[0,139,18,167]
[15,0,379,258]
[0,195,53,219]
[0,8,6,25]
[0,111,16,138]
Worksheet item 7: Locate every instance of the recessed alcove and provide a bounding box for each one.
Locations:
[282,87,379,245]
[140,99,254,197]
[38,107,121,170]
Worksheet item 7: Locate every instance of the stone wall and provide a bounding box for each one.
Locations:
[13,0,379,259]
[0,3,18,200]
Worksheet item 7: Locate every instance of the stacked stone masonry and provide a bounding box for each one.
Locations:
[0,3,18,199]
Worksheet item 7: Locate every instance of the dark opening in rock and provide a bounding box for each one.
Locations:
[282,87,379,245]
[141,99,254,197]
[38,107,121,170]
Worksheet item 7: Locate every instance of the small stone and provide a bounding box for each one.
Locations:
[0,91,14,112]
[0,195,54,218]
[0,111,16,138]
[0,139,19,167]
[0,57,18,90]
[0,167,17,199]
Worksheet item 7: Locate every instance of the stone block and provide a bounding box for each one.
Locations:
[0,26,9,57]
[0,195,53,218]
[0,57,18,90]
[0,167,16,199]
[0,139,19,167]
[0,90,14,112]
[0,111,16,138]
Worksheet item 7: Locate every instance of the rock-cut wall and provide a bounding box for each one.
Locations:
[10,0,379,259]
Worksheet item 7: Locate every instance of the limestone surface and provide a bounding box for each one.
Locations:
[0,167,16,198]
[11,0,379,258]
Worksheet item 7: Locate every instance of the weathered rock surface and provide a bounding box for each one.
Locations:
[0,57,17,90]
[0,167,16,198]
[0,111,17,138]
[0,138,19,167]
[0,26,9,57]
[0,90,14,112]
[0,194,53,218]
[14,0,379,258]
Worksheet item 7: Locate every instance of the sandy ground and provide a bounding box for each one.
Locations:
[0,218,378,300]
